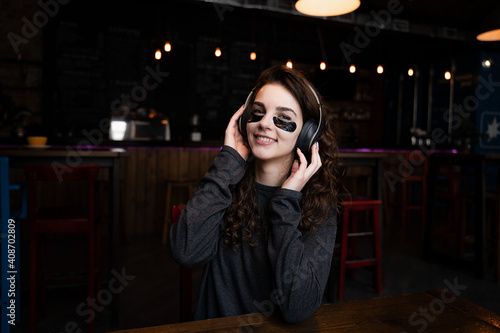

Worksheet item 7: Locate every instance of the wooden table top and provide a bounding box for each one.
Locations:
[112,290,500,332]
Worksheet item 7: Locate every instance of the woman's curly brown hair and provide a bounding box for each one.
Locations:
[224,66,343,248]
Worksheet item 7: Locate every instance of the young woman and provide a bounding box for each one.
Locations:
[169,65,342,323]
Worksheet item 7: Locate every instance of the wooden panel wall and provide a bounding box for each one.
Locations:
[119,147,220,236]
[7,147,221,237]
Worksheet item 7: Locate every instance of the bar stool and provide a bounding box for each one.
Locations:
[24,164,100,333]
[338,196,382,300]
[171,204,193,322]
[161,179,197,245]
[385,152,428,227]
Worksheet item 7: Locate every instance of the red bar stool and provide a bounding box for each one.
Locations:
[24,164,100,333]
[338,196,382,300]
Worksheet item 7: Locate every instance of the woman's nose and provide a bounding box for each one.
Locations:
[257,114,273,130]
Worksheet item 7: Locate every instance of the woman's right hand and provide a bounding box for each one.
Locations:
[224,105,250,161]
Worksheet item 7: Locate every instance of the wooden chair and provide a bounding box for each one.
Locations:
[338,196,382,300]
[162,179,197,244]
[24,164,100,333]
[171,204,193,322]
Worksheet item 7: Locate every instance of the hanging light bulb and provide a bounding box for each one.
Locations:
[320,61,326,70]
[482,59,492,68]
[250,51,257,61]
[408,68,414,76]
[215,47,222,57]
[349,64,356,73]
[155,49,162,60]
[444,71,451,80]
[164,41,172,52]
[286,60,293,68]
[377,65,384,74]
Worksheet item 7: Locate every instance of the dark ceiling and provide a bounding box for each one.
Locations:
[360,0,498,32]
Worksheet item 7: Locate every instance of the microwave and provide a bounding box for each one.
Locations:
[110,119,171,141]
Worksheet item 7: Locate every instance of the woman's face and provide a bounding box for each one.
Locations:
[246,83,303,164]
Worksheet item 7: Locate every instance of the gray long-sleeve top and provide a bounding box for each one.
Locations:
[169,146,337,323]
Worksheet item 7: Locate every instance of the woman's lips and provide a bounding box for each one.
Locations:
[255,135,277,145]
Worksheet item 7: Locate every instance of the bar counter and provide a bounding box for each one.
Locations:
[111,290,500,332]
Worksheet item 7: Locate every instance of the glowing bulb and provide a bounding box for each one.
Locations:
[155,49,162,60]
[286,60,293,68]
[483,59,491,68]
[377,65,384,74]
[320,61,326,70]
[215,47,222,57]
[408,68,414,76]
[349,64,356,73]
[250,52,257,60]
[444,71,451,80]
[164,42,171,52]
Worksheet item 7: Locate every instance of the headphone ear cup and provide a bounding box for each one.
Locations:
[238,113,248,142]
[239,89,255,143]
[296,119,318,153]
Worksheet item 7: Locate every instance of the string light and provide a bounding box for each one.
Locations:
[286,60,293,68]
[164,42,172,52]
[444,71,451,80]
[250,52,257,60]
[482,59,491,68]
[215,47,222,57]
[349,64,356,73]
[155,49,162,60]
[320,62,326,70]
[377,65,384,74]
[408,68,414,76]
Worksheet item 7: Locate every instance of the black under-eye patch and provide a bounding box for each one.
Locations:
[273,117,297,132]
[247,113,264,123]
[247,113,297,132]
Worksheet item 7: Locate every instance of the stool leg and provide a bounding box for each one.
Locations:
[162,182,173,245]
[87,227,95,333]
[338,206,350,300]
[373,205,383,295]
[349,212,357,281]
[29,231,37,333]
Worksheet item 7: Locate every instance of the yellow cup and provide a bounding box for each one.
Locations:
[27,136,48,146]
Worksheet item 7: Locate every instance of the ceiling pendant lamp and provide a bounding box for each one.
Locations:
[295,0,360,17]
[477,5,500,41]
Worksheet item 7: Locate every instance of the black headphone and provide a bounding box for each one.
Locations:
[238,84,324,155]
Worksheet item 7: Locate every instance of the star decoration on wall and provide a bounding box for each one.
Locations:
[487,117,500,142]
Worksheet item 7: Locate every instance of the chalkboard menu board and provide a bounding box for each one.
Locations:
[46,16,266,142]
[193,38,263,141]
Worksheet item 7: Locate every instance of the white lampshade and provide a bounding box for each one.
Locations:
[477,5,500,41]
[295,0,360,17]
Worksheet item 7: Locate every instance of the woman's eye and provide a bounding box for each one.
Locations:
[252,109,265,115]
[279,114,292,121]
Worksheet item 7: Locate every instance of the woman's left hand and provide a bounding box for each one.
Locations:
[281,142,322,192]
